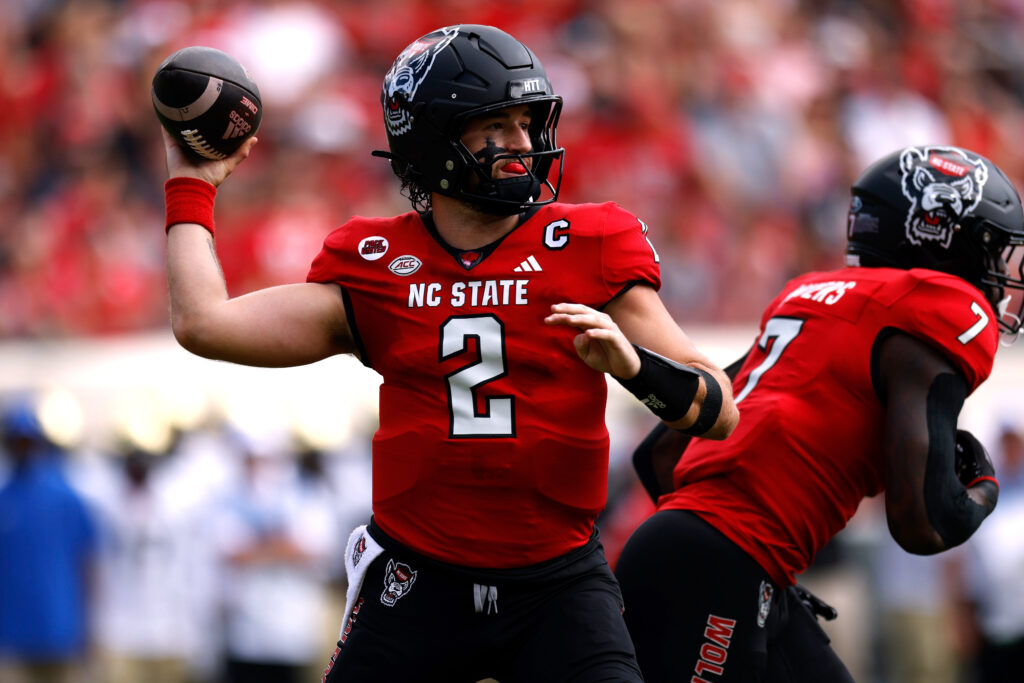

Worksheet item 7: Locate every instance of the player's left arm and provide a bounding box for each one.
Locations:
[545,284,739,439]
[878,331,999,554]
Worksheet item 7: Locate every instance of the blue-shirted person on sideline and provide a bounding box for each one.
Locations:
[0,396,98,683]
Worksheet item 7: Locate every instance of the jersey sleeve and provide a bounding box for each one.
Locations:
[881,272,998,392]
[598,203,661,296]
[306,225,349,284]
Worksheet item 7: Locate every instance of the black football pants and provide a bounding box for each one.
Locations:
[322,519,643,683]
[615,509,855,683]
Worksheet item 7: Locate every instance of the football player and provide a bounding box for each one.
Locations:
[614,145,1022,682]
[159,24,738,683]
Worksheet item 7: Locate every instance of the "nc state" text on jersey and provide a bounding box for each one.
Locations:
[408,279,530,308]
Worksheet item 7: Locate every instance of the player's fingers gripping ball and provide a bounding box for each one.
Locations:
[152,46,262,162]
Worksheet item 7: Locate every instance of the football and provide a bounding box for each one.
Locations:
[152,46,262,161]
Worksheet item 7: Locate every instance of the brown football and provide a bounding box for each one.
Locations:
[152,46,262,161]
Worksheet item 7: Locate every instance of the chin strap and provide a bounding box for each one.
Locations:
[468,145,544,214]
[481,174,542,208]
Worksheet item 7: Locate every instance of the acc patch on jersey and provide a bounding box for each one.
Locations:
[389,255,422,276]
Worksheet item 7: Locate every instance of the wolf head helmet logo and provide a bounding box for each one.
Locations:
[899,146,988,249]
[382,26,459,138]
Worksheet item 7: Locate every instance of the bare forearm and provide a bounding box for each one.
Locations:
[166,223,231,355]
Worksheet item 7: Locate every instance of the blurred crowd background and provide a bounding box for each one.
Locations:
[9,0,1024,336]
[3,0,1024,682]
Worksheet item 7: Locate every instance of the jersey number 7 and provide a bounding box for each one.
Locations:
[734,317,804,404]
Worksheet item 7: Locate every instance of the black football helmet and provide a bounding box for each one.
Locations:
[374,25,564,215]
[846,145,1024,335]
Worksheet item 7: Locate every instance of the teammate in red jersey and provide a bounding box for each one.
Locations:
[159,24,738,683]
[614,144,1024,682]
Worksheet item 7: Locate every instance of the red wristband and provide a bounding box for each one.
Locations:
[165,177,216,236]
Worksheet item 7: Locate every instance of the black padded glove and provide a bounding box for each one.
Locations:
[954,429,997,489]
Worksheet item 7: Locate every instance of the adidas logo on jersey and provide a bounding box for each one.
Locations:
[514,255,542,272]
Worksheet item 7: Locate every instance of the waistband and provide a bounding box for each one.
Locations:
[367,516,604,584]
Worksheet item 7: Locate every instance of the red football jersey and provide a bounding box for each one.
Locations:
[659,267,997,586]
[307,202,660,567]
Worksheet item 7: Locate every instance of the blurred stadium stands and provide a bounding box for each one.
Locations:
[7,0,1024,336]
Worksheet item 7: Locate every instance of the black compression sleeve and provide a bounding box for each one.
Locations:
[632,422,671,502]
[614,345,701,422]
[924,373,994,548]
[680,368,723,436]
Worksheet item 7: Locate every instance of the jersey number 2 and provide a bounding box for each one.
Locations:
[441,315,515,438]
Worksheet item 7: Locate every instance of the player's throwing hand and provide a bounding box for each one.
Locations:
[161,127,257,188]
